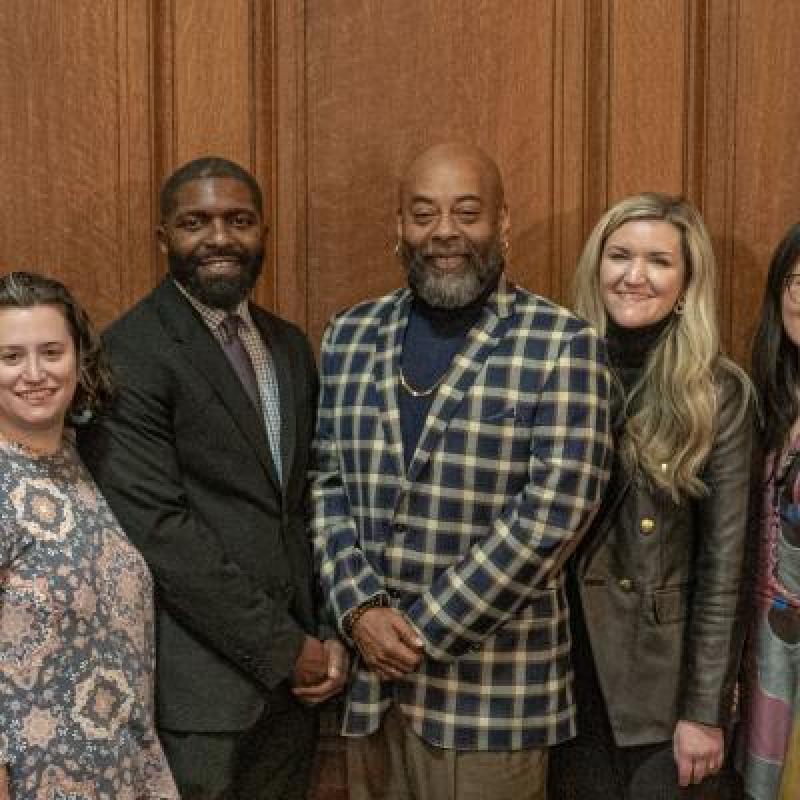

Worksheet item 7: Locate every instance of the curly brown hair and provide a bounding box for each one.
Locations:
[0,271,115,418]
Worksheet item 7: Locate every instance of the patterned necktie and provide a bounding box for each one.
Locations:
[220,314,261,412]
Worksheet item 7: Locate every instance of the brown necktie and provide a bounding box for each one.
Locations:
[220,314,261,412]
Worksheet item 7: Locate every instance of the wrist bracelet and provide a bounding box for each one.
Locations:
[343,594,390,638]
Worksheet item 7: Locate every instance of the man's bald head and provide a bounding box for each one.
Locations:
[399,142,505,212]
[396,143,509,309]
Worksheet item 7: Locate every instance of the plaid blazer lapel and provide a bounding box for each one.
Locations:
[406,278,515,482]
[372,290,410,483]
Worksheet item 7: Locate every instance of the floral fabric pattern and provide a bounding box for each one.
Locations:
[0,438,178,800]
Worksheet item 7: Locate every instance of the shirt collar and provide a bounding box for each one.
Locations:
[173,278,253,331]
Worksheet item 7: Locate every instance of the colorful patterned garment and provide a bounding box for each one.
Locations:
[0,438,178,800]
[744,445,800,799]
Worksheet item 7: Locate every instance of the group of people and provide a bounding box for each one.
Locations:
[0,142,795,800]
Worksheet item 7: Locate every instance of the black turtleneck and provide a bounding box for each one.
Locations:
[399,281,496,469]
[606,314,674,392]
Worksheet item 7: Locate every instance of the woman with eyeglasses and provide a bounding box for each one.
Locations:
[744,223,800,799]
[548,193,753,799]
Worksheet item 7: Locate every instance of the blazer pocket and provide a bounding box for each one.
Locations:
[481,405,516,423]
[652,585,689,624]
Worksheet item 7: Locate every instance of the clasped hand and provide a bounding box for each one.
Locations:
[351,607,423,680]
[673,719,724,787]
[291,637,349,704]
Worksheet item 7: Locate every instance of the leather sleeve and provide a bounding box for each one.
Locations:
[680,366,754,727]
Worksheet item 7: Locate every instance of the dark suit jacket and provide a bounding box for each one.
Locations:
[573,364,753,746]
[77,278,318,732]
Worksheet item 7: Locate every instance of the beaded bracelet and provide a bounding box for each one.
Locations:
[343,593,390,638]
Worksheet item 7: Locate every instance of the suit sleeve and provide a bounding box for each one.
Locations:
[77,334,307,692]
[311,321,389,633]
[680,368,754,726]
[405,326,613,660]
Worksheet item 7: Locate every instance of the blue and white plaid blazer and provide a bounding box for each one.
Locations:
[311,278,612,750]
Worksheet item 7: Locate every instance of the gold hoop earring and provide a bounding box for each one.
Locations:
[394,240,401,257]
[674,297,685,315]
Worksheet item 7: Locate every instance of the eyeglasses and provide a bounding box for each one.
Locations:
[786,274,800,304]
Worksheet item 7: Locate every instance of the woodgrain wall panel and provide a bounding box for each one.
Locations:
[728,0,800,363]
[170,0,252,164]
[154,0,278,311]
[693,0,738,351]
[304,0,558,344]
[607,0,688,200]
[0,0,154,329]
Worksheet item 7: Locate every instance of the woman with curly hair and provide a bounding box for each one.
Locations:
[0,272,178,799]
[549,194,753,798]
[744,223,800,799]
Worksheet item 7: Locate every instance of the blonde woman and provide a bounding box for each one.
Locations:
[548,194,753,798]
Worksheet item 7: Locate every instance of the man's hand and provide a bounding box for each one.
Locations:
[352,607,423,679]
[673,719,724,787]
[292,638,350,705]
[291,636,329,688]
[0,764,9,800]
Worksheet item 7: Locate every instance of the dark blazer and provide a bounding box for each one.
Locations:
[574,364,753,747]
[77,278,318,732]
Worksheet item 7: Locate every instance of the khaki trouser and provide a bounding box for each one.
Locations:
[347,705,547,800]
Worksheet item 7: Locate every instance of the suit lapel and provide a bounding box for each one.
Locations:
[406,278,514,482]
[153,280,280,490]
[372,290,409,483]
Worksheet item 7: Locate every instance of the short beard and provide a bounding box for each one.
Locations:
[168,248,263,310]
[401,239,504,309]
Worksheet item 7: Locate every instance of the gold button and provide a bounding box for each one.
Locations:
[618,578,633,592]
[640,518,655,534]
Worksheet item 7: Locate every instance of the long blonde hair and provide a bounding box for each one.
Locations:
[574,193,745,501]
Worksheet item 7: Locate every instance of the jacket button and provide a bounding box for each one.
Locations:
[618,578,633,592]
[640,518,655,535]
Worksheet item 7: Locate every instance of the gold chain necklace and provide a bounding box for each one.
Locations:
[399,365,448,398]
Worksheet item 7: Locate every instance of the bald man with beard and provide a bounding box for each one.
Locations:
[311,143,614,800]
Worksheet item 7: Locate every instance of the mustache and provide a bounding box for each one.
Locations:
[193,248,248,262]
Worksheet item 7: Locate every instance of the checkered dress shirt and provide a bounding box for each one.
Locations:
[177,282,282,479]
[311,278,613,750]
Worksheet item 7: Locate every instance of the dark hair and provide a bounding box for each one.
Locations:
[0,271,115,417]
[159,156,263,218]
[751,222,800,452]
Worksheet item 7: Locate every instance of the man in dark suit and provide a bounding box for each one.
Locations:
[78,157,347,799]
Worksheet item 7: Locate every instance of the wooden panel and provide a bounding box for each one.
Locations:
[272,0,308,327]
[728,0,800,364]
[554,0,589,300]
[692,0,737,352]
[155,0,277,311]
[303,0,557,344]
[170,0,252,164]
[607,0,688,200]
[0,0,153,330]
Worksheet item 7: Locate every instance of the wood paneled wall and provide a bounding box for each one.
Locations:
[2,1,799,364]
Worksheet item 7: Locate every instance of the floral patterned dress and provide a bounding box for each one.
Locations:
[0,437,178,800]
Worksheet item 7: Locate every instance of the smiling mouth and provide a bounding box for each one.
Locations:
[430,254,467,271]
[17,388,57,403]
[615,293,654,302]
[199,258,242,274]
